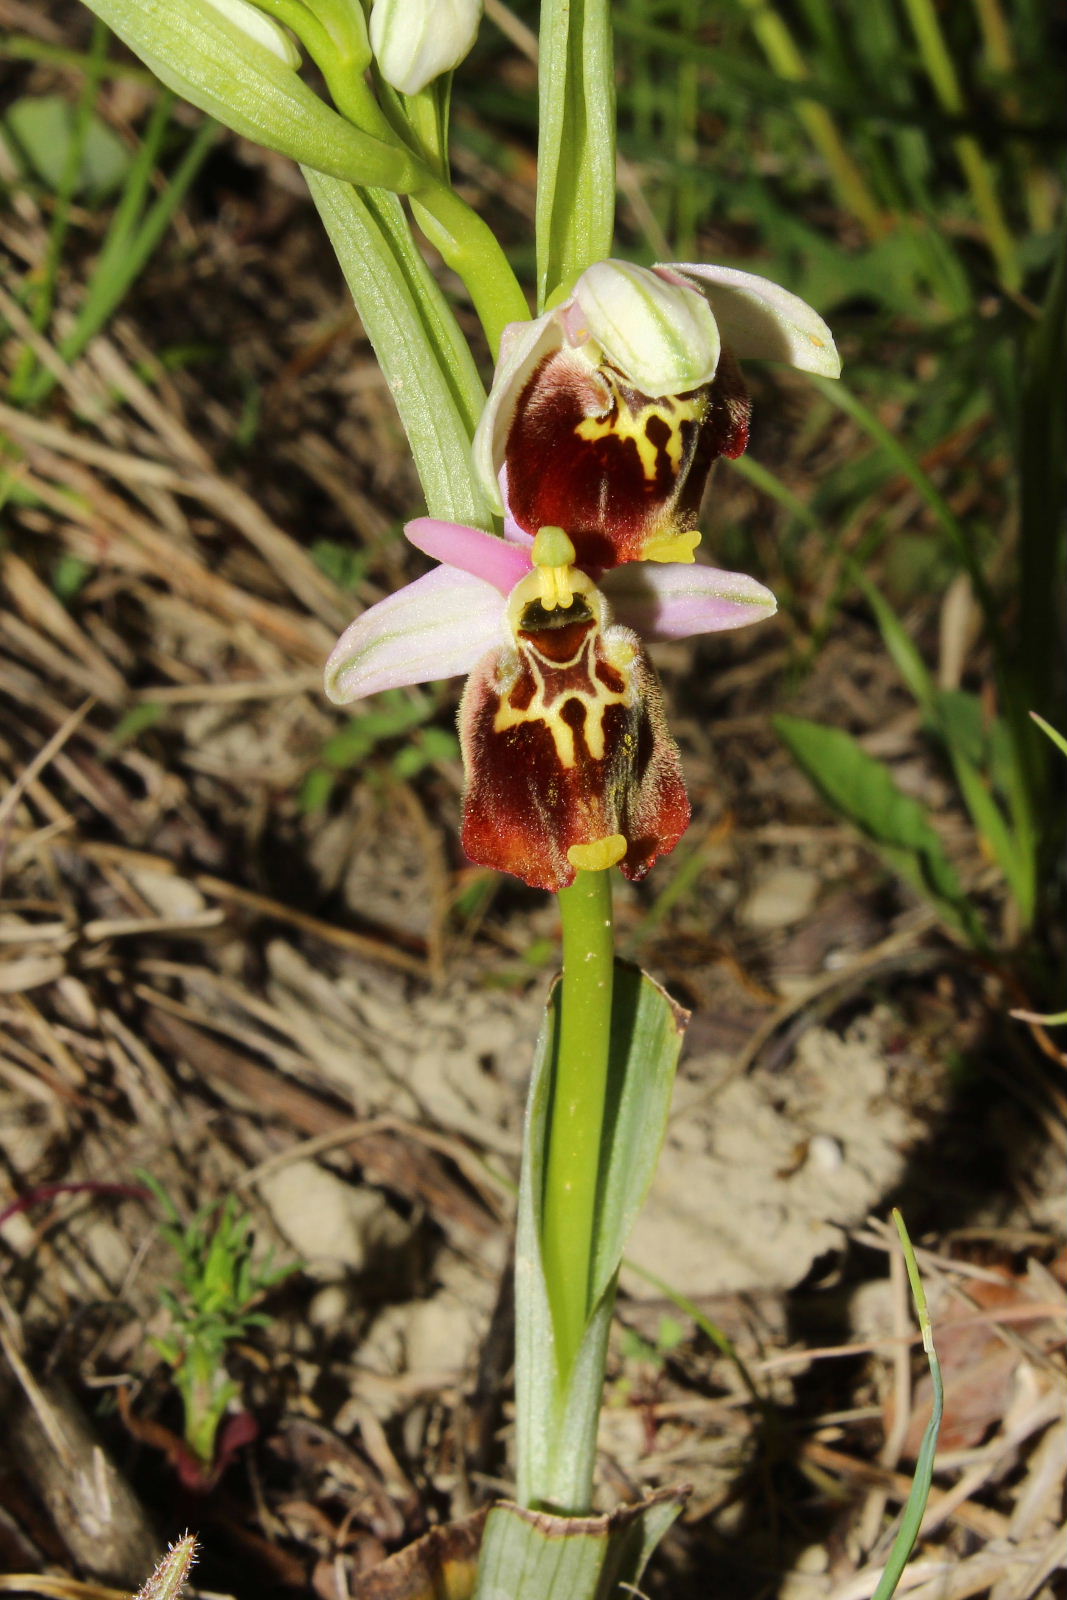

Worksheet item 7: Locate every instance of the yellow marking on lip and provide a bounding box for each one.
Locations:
[492,646,624,767]
[492,627,634,770]
[574,390,702,483]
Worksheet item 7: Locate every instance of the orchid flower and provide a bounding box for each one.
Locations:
[325,517,776,892]
[472,259,841,570]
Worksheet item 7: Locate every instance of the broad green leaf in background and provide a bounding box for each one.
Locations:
[773,714,985,945]
[305,172,491,528]
[856,574,1034,924]
[514,963,687,1514]
[1,93,131,197]
[536,0,616,309]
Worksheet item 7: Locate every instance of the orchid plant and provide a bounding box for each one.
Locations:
[71,1,843,1592]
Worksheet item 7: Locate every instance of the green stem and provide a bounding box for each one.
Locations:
[541,868,615,1389]
[253,0,526,355]
[411,179,529,357]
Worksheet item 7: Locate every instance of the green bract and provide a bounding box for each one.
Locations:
[81,0,419,192]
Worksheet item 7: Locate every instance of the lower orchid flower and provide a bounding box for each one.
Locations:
[325,517,777,892]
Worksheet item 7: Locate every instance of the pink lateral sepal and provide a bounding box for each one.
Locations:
[404,517,532,594]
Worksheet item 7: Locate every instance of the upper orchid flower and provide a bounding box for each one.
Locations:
[325,517,777,892]
[472,259,840,571]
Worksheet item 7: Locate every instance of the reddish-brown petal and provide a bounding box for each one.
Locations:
[458,604,690,892]
[503,347,751,569]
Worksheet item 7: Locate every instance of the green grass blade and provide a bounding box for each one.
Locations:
[736,0,887,238]
[1017,213,1067,723]
[811,376,996,620]
[7,21,110,400]
[22,97,214,409]
[89,88,175,262]
[624,1259,763,1409]
[1030,712,1067,761]
[871,1211,943,1600]
[727,452,820,527]
[898,0,1021,288]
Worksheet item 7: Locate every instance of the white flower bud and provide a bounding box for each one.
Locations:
[370,0,483,95]
[203,0,300,67]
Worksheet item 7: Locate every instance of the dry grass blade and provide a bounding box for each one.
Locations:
[0,698,95,835]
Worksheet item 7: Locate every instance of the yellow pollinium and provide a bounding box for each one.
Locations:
[567,834,627,872]
[532,525,577,611]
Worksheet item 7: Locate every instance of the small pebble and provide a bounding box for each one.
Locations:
[808,1133,844,1173]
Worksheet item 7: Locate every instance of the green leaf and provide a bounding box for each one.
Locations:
[855,575,1033,921]
[474,1489,686,1600]
[77,0,419,192]
[299,768,335,812]
[536,0,616,309]
[774,714,984,944]
[515,962,687,1511]
[321,692,435,770]
[417,725,461,761]
[2,94,132,197]
[303,172,492,526]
